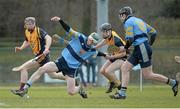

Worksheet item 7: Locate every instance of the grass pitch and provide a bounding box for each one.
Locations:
[0,85,180,108]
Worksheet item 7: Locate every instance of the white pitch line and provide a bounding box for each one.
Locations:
[0,102,9,107]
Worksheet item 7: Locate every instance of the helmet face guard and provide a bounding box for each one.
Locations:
[101,30,112,39]
[88,32,99,44]
[99,23,112,39]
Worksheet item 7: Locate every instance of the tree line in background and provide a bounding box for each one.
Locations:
[0,0,180,83]
[0,0,180,40]
[162,0,180,19]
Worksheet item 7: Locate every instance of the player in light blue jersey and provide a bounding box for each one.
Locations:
[15,16,109,99]
[110,6,179,99]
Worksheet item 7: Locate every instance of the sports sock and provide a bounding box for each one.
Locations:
[23,80,32,90]
[114,80,121,86]
[19,83,26,90]
[167,78,176,87]
[118,87,127,96]
[114,80,121,89]
[117,85,121,90]
[109,80,113,83]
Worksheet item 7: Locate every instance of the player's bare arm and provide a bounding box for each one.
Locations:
[15,40,30,53]
[43,35,52,55]
[95,39,106,49]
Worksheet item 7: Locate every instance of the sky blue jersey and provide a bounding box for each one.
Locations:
[61,28,97,69]
[124,16,157,46]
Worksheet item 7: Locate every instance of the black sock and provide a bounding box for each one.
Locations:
[166,78,170,84]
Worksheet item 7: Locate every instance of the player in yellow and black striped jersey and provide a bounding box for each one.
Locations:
[95,23,128,93]
[11,17,65,97]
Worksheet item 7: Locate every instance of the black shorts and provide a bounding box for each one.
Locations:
[36,54,50,67]
[109,56,127,63]
[128,41,152,68]
[54,57,76,78]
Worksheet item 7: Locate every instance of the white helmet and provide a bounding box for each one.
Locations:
[88,32,100,44]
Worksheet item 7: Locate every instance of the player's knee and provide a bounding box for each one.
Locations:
[20,68,28,74]
[21,67,28,71]
[104,69,110,74]
[100,69,105,75]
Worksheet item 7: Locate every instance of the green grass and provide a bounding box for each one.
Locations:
[0,85,180,108]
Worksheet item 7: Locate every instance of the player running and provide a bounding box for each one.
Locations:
[14,16,109,98]
[95,23,127,93]
[110,6,179,99]
[11,17,65,97]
